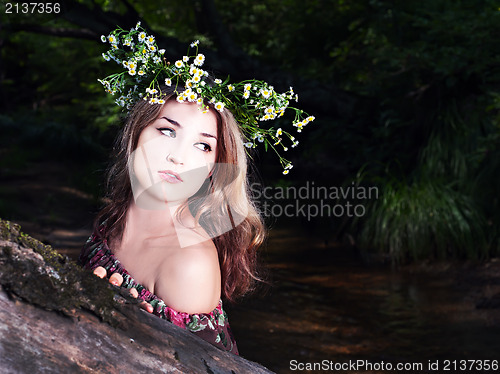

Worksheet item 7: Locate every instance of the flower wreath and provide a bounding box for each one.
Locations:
[98,22,315,174]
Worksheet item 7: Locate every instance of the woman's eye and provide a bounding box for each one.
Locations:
[158,128,176,138]
[195,143,212,152]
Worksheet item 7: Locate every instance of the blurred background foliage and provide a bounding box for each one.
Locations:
[1,0,499,261]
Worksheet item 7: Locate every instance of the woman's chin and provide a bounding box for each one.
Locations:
[134,182,200,210]
[134,184,184,209]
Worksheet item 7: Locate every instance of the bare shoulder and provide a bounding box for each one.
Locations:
[155,240,221,314]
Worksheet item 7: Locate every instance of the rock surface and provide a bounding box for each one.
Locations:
[0,219,273,373]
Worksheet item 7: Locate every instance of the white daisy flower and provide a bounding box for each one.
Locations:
[138,32,146,42]
[146,36,155,45]
[135,21,141,30]
[243,91,250,99]
[244,142,254,148]
[165,78,172,86]
[108,34,117,44]
[214,78,222,84]
[214,102,225,112]
[244,83,251,91]
[194,53,205,66]
[183,56,189,62]
[190,40,200,48]
[128,69,136,76]
[283,169,289,175]
[175,60,184,68]
[227,84,235,92]
[260,88,271,99]
[276,128,282,136]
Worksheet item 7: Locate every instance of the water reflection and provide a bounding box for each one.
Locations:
[226,224,500,373]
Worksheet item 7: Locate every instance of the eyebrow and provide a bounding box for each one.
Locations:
[161,116,217,141]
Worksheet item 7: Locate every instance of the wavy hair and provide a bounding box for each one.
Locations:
[95,85,266,302]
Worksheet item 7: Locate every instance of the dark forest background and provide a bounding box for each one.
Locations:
[1,0,499,262]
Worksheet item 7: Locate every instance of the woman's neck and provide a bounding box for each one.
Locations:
[125,199,185,238]
[118,198,211,250]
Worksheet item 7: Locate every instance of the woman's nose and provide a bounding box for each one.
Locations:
[166,152,182,164]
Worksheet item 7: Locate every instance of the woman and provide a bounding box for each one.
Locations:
[80,23,313,355]
[79,85,266,354]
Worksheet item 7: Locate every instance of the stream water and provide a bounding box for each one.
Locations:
[225,223,500,373]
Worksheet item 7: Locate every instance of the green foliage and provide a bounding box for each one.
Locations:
[356,175,488,262]
[216,0,346,76]
[326,0,500,260]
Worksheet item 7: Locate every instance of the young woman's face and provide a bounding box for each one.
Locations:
[130,100,218,206]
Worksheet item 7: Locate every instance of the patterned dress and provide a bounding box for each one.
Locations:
[78,223,239,355]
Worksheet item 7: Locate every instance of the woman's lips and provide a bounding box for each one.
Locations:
[158,170,183,183]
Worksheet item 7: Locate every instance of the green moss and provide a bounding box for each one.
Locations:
[0,218,134,328]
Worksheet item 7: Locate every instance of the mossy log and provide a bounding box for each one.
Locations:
[0,219,273,373]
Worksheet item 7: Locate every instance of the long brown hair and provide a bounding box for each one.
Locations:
[95,86,266,302]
